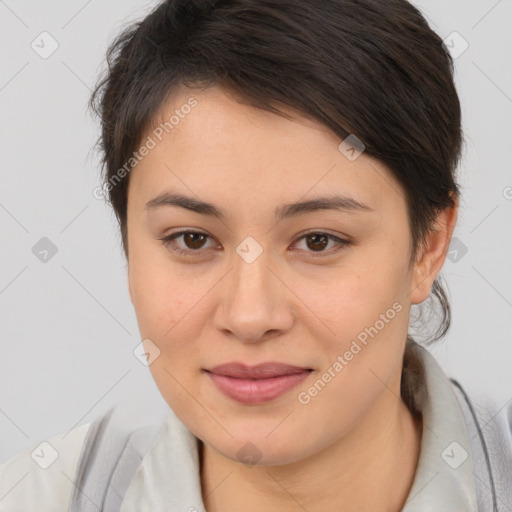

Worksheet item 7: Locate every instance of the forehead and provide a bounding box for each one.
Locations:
[127,84,405,218]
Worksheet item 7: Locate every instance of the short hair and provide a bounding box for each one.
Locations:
[90,0,464,412]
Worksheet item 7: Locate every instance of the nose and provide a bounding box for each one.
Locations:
[213,245,294,343]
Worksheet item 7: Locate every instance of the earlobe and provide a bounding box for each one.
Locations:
[409,201,458,304]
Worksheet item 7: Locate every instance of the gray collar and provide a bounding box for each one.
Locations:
[401,342,478,510]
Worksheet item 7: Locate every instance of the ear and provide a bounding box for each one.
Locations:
[409,197,458,304]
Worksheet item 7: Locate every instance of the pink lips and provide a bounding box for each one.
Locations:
[205,362,313,404]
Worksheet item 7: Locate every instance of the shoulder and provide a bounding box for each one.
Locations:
[450,378,512,509]
[0,421,92,511]
[1,401,168,512]
[451,378,512,457]
[0,403,162,512]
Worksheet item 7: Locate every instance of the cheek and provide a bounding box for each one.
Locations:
[294,280,408,430]
[304,260,406,335]
[299,253,410,383]
[128,250,213,378]
[128,232,192,330]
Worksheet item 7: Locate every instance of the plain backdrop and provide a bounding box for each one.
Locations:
[1,0,511,463]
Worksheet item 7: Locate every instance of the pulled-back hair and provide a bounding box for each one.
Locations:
[90,0,464,413]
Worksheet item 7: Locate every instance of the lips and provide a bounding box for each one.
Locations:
[204,362,313,404]
[206,362,312,379]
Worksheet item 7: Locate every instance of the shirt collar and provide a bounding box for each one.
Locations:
[121,341,478,511]
[401,341,478,510]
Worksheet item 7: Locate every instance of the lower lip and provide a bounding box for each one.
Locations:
[205,370,312,404]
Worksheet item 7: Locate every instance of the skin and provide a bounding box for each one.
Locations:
[126,84,458,511]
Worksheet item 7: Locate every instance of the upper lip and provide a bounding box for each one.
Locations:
[205,362,312,379]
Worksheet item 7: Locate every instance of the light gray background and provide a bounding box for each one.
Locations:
[1,0,511,463]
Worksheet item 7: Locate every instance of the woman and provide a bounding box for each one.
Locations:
[1,0,511,510]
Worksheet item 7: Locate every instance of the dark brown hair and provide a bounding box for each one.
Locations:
[90,0,463,412]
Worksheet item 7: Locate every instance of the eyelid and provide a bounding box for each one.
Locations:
[291,229,353,256]
[156,229,219,254]
[157,228,353,256]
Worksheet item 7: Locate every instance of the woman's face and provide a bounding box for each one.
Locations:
[126,84,430,465]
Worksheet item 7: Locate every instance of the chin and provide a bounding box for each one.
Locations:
[207,433,316,468]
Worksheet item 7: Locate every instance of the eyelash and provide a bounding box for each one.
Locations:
[157,230,353,258]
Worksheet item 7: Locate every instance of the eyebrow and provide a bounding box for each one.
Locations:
[145,192,375,220]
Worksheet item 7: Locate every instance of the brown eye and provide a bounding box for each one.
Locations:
[293,231,353,257]
[305,233,329,252]
[182,232,208,250]
[158,230,352,258]
[158,230,215,255]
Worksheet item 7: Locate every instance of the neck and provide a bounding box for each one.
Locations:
[200,368,423,512]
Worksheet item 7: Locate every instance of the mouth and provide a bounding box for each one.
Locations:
[204,362,313,404]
